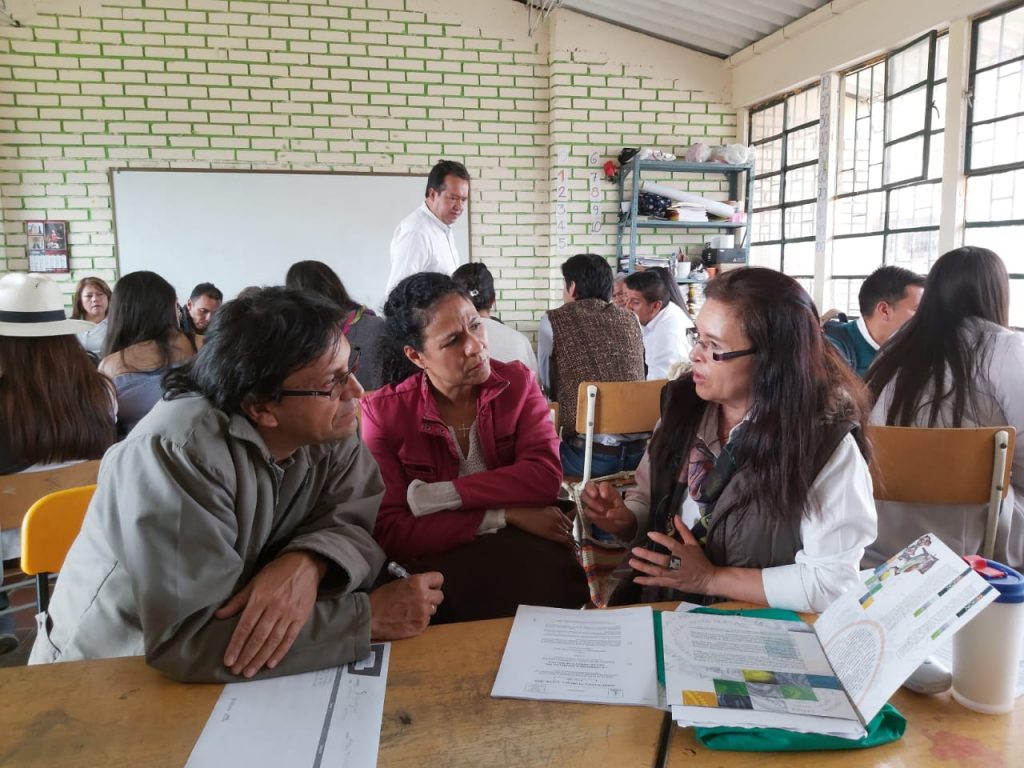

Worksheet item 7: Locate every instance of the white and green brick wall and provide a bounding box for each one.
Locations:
[0,0,737,331]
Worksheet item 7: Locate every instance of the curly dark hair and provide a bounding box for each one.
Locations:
[379,273,472,386]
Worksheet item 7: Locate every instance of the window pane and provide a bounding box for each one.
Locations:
[757,138,783,174]
[784,240,816,276]
[888,37,931,94]
[1011,279,1024,329]
[749,243,781,270]
[966,168,1024,221]
[885,230,938,274]
[787,125,819,165]
[784,165,817,202]
[886,87,927,141]
[834,191,885,235]
[787,87,820,125]
[831,235,884,275]
[964,225,1024,273]
[784,203,816,240]
[927,130,944,180]
[973,60,1024,122]
[751,103,784,141]
[752,209,782,242]
[970,116,1024,170]
[975,7,1024,70]
[936,34,948,78]
[889,182,941,229]
[752,173,781,209]
[828,278,862,317]
[884,135,925,185]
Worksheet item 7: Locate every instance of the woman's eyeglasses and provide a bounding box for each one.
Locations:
[686,328,757,362]
[278,348,361,401]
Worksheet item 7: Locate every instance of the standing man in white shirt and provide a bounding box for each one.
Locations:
[386,160,471,297]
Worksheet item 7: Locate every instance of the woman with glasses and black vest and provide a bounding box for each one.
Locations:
[582,267,876,613]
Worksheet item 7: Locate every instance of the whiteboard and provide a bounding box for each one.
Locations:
[111,169,471,312]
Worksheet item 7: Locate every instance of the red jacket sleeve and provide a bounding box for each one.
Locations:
[361,395,485,561]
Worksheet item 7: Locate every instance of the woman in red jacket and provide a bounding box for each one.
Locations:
[361,273,587,623]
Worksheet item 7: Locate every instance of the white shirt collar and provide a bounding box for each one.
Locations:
[856,316,881,350]
[419,201,453,233]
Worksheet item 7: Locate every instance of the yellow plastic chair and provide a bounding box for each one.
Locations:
[20,485,96,613]
[867,426,1015,559]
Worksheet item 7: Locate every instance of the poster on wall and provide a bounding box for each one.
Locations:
[26,220,70,272]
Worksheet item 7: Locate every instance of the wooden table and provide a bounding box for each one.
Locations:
[665,687,1022,768]
[0,614,666,768]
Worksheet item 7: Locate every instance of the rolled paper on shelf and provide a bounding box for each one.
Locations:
[640,181,736,218]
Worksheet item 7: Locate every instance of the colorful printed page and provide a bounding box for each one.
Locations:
[661,612,866,738]
[814,533,997,722]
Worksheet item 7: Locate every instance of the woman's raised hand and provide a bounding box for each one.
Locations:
[580,481,637,541]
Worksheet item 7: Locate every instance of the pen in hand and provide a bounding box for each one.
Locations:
[387,561,410,580]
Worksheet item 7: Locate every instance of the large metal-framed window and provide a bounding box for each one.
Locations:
[748,85,820,297]
[829,32,946,316]
[964,1,1024,327]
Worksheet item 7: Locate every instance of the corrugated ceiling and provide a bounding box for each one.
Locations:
[552,0,832,58]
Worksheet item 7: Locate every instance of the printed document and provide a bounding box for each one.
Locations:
[186,643,390,768]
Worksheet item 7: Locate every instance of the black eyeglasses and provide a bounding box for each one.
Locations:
[686,328,757,363]
[278,348,361,401]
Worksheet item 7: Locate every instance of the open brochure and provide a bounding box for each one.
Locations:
[492,534,996,737]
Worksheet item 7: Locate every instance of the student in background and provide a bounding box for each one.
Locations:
[612,272,629,308]
[866,246,1024,570]
[824,265,924,377]
[537,254,647,477]
[581,268,875,613]
[451,262,538,374]
[624,267,694,380]
[386,160,471,295]
[286,260,387,391]
[0,273,116,655]
[31,287,442,681]
[100,271,200,436]
[71,276,111,360]
[362,273,587,623]
[178,282,223,337]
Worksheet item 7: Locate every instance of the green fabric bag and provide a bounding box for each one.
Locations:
[672,606,907,752]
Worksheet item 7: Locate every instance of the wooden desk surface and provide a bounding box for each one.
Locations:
[666,687,1022,768]
[0,615,666,768]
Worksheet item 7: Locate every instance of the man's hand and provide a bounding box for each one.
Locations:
[505,506,574,547]
[369,572,444,640]
[215,550,327,678]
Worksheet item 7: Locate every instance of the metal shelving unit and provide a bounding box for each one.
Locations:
[615,159,755,273]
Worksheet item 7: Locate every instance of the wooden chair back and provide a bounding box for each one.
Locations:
[574,379,667,436]
[866,425,1015,559]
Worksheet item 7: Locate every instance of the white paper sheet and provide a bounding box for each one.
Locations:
[186,643,390,768]
[491,605,660,707]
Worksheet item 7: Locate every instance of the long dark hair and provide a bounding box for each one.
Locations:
[71,276,111,320]
[650,267,869,524]
[103,271,182,364]
[285,260,360,313]
[624,267,686,311]
[866,246,1009,427]
[380,273,472,386]
[0,335,115,465]
[164,287,345,414]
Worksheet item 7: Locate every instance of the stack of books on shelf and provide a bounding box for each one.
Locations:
[668,203,708,222]
[635,255,674,271]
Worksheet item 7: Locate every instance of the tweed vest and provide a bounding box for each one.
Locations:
[547,298,645,438]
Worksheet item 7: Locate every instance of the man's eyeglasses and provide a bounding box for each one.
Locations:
[278,348,361,401]
[686,328,757,363]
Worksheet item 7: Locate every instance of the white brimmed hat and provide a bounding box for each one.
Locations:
[0,273,95,337]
